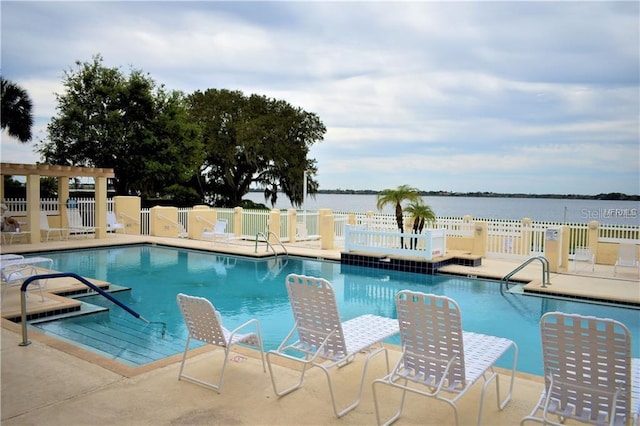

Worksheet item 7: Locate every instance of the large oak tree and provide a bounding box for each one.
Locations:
[188,89,325,207]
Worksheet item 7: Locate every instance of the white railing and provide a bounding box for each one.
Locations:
[297,211,320,237]
[344,225,446,260]
[599,223,640,244]
[434,217,474,237]
[241,209,269,239]
[5,197,639,259]
[334,214,348,241]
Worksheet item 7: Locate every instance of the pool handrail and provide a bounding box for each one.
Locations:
[502,256,551,289]
[19,272,153,347]
[254,231,288,257]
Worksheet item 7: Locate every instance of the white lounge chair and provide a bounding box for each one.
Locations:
[106,211,125,233]
[201,219,234,242]
[266,274,399,418]
[1,256,53,306]
[372,291,518,426]
[573,246,595,272]
[521,312,640,426]
[614,243,639,276]
[39,211,67,241]
[176,293,266,393]
[1,229,31,244]
[66,209,96,238]
[0,254,24,260]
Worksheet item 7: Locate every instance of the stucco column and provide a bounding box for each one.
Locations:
[188,205,215,239]
[545,227,567,273]
[319,209,334,250]
[560,225,570,271]
[471,221,487,257]
[114,196,141,234]
[233,207,243,238]
[150,206,180,237]
[268,209,280,244]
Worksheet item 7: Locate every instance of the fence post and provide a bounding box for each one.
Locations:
[587,220,599,261]
[365,210,374,227]
[522,217,532,256]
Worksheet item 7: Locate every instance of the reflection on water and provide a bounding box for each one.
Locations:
[33,245,640,373]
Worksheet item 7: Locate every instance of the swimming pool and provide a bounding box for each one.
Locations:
[30,244,640,375]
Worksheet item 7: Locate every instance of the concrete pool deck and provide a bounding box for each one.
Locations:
[2,235,639,425]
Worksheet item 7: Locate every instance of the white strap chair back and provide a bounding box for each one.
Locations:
[373,290,518,426]
[267,274,399,418]
[176,293,265,393]
[178,293,228,347]
[286,274,347,360]
[396,290,466,389]
[539,312,632,424]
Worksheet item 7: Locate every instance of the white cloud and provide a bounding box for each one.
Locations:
[1,1,638,194]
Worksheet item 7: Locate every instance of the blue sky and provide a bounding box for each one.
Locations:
[1,1,638,195]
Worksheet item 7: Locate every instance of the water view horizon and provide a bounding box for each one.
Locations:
[245,193,640,225]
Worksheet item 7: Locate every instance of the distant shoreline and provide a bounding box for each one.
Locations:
[250,189,640,201]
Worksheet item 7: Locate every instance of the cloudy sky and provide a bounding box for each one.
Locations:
[1,1,638,195]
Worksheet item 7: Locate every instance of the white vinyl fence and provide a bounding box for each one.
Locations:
[4,198,639,260]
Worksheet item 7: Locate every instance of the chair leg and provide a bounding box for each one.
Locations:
[322,346,389,418]
[266,350,311,397]
[177,336,226,393]
[178,335,191,380]
[372,377,407,426]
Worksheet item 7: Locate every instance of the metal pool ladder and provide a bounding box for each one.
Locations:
[502,256,551,290]
[255,231,288,257]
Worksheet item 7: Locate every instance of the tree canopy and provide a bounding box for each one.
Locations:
[188,89,325,207]
[1,76,34,142]
[39,55,325,207]
[39,55,203,201]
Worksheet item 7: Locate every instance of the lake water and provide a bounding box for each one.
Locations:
[246,193,640,225]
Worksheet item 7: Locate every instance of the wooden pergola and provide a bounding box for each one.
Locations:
[0,163,115,242]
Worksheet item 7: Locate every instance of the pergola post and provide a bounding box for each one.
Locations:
[26,173,41,243]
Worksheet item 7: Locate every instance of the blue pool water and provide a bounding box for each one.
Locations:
[30,244,640,375]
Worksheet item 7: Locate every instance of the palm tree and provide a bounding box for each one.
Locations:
[404,200,436,249]
[376,184,422,248]
[1,76,34,142]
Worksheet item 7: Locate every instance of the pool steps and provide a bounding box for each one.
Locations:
[31,284,133,323]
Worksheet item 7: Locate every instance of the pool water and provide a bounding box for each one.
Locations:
[31,245,640,374]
